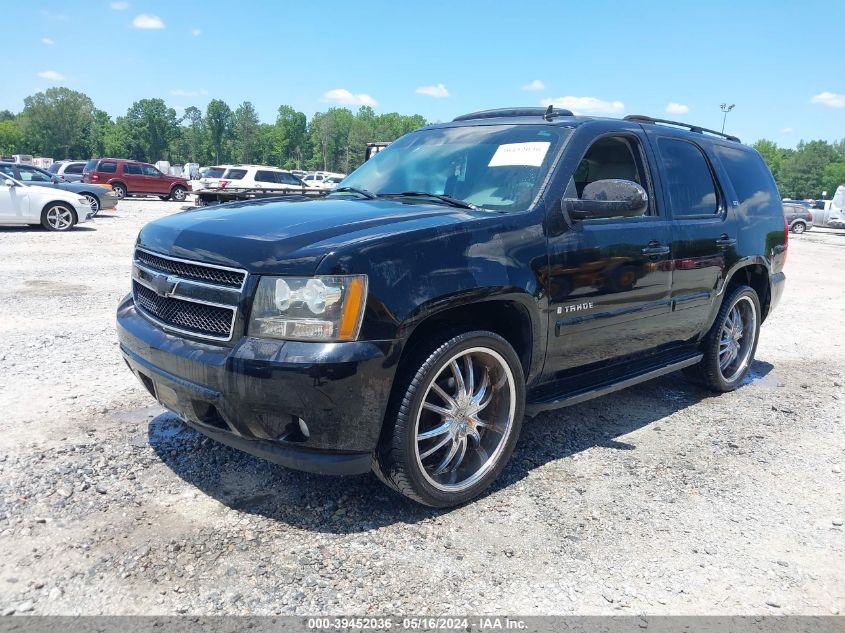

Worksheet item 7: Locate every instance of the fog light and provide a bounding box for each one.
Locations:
[297,417,310,439]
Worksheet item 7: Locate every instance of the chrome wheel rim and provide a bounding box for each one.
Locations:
[718,296,757,382]
[84,194,99,215]
[793,223,804,233]
[172,188,186,201]
[46,205,73,230]
[114,186,125,199]
[414,347,516,493]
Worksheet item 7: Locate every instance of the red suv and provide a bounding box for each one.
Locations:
[82,159,189,201]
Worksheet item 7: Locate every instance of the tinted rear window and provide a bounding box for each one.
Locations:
[657,138,718,217]
[203,167,226,178]
[99,161,117,173]
[223,169,247,180]
[66,163,84,174]
[124,163,142,175]
[255,170,277,183]
[713,144,780,215]
[48,164,61,173]
[84,159,98,173]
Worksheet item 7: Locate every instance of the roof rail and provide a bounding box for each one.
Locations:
[624,115,740,143]
[453,106,574,122]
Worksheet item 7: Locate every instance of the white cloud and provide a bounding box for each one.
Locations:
[132,14,165,29]
[109,1,129,9]
[322,88,378,107]
[810,91,845,108]
[665,102,690,115]
[170,89,208,97]
[522,80,545,91]
[41,37,54,45]
[415,83,449,98]
[781,127,793,133]
[191,28,202,36]
[37,70,65,81]
[540,96,625,115]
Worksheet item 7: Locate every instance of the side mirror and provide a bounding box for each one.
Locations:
[562,179,648,220]
[2,178,16,188]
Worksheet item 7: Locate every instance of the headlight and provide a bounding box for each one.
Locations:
[248,275,367,341]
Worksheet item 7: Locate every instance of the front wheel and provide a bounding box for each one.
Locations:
[791,222,806,234]
[41,203,77,231]
[82,193,99,217]
[684,285,761,391]
[375,331,525,507]
[170,186,187,202]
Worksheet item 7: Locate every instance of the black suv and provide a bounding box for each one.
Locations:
[117,108,787,507]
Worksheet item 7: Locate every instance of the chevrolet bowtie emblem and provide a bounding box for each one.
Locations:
[150,272,178,298]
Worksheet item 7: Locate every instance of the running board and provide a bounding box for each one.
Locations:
[526,349,703,415]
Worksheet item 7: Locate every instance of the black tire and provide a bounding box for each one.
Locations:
[791,222,806,234]
[684,284,761,392]
[170,186,187,202]
[375,330,525,507]
[40,203,77,232]
[111,182,127,199]
[80,192,100,217]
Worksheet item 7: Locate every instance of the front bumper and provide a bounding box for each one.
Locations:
[117,294,400,475]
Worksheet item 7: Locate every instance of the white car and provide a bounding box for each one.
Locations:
[0,174,93,231]
[217,165,306,191]
[302,172,346,190]
[192,165,236,192]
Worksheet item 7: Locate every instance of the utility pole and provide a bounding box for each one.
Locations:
[720,103,735,134]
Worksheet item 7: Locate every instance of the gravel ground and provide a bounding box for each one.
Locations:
[0,200,842,616]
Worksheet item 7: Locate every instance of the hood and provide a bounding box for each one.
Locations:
[136,197,476,275]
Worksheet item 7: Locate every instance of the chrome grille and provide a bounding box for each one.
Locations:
[135,248,245,289]
[131,248,246,341]
[133,282,234,338]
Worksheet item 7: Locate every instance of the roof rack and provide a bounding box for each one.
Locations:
[453,106,574,122]
[623,115,740,143]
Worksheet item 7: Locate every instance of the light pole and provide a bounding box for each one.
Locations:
[720,103,735,134]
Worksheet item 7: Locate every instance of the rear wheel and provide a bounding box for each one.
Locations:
[41,203,77,231]
[375,331,525,507]
[111,183,127,199]
[170,186,187,202]
[791,221,806,234]
[684,285,760,391]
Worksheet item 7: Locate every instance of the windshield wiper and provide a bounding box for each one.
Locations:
[379,191,479,210]
[329,186,377,200]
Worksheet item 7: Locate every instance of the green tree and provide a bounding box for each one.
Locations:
[272,105,307,168]
[233,101,260,163]
[125,98,179,162]
[752,139,783,183]
[778,140,838,198]
[20,87,94,158]
[179,106,208,164]
[85,109,114,157]
[103,116,133,158]
[822,162,845,197]
[0,119,24,154]
[205,99,233,164]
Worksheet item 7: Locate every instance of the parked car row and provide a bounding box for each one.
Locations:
[193,165,346,192]
[0,161,118,215]
[82,159,190,201]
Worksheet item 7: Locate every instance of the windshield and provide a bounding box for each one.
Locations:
[341,124,569,212]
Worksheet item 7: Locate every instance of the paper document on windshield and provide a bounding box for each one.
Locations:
[488,142,550,167]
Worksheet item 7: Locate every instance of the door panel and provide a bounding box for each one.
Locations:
[122,163,144,192]
[0,184,30,222]
[544,127,673,376]
[645,132,736,342]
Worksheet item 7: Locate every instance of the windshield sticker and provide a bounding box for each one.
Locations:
[488,142,551,167]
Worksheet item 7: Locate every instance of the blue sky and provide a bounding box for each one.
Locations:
[3,0,843,147]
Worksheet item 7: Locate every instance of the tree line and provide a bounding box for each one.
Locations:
[1,87,843,196]
[0,87,426,173]
[752,138,845,200]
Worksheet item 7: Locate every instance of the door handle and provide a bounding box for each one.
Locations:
[716,234,737,248]
[642,241,670,257]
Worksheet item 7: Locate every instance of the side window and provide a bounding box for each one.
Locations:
[66,163,84,174]
[19,166,53,182]
[99,162,117,173]
[280,173,300,185]
[0,164,15,177]
[224,169,246,180]
[657,138,719,217]
[566,135,653,216]
[712,144,780,215]
[142,165,160,176]
[123,163,142,175]
[255,170,275,183]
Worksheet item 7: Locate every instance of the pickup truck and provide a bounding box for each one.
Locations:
[117,107,787,507]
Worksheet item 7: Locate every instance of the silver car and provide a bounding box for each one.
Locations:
[47,160,87,183]
[0,162,118,216]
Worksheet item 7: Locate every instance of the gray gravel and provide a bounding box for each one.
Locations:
[0,200,842,615]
